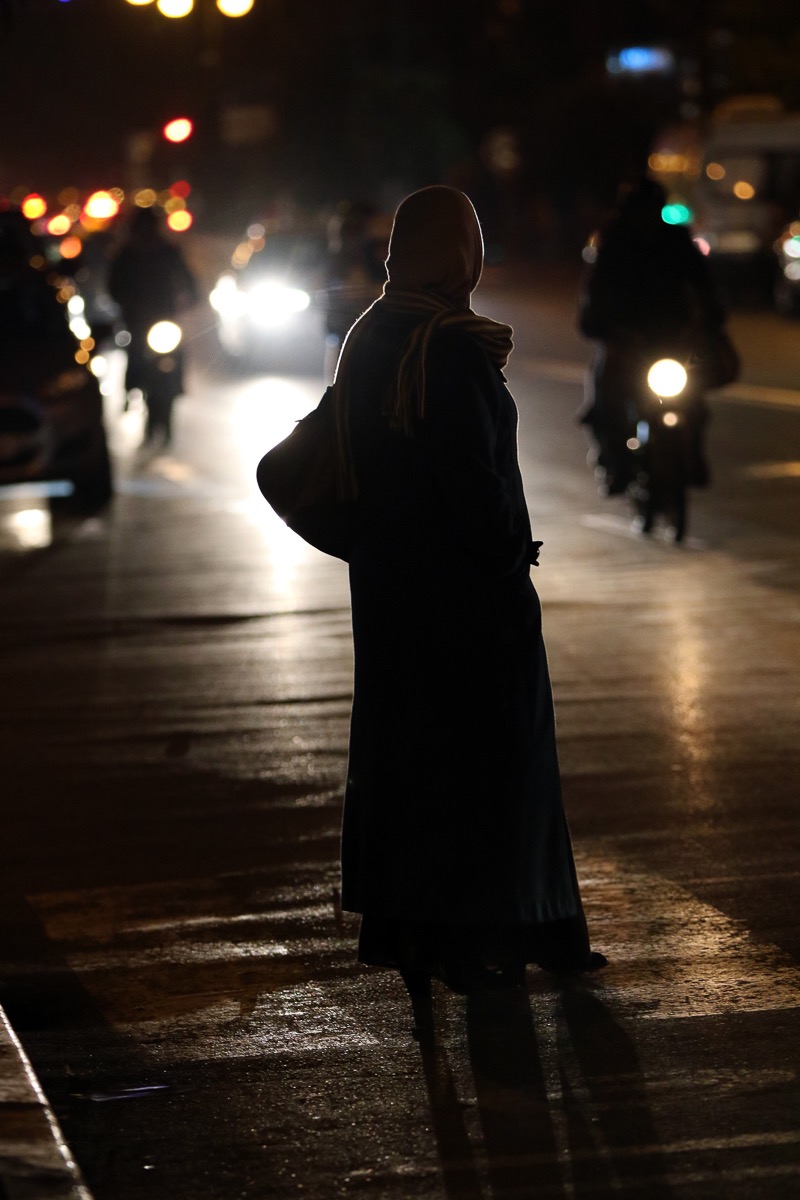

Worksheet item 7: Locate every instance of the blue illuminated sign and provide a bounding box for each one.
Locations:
[607,47,675,76]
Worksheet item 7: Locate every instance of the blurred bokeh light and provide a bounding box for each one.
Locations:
[217,0,254,15]
[163,117,193,144]
[83,190,120,220]
[157,0,194,17]
[21,193,47,220]
[167,210,193,231]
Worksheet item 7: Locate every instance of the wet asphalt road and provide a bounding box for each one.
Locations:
[1,271,799,1198]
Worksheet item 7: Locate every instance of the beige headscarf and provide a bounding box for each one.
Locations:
[333,186,513,491]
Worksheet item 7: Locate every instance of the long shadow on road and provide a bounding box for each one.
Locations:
[412,982,672,1199]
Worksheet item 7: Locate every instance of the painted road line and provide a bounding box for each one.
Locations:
[517,356,800,410]
[722,380,800,410]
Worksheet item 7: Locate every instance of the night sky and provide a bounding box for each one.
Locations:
[3,1,800,241]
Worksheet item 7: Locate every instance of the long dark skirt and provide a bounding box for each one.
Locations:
[342,567,594,981]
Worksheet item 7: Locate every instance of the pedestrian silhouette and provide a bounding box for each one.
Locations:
[332,185,605,997]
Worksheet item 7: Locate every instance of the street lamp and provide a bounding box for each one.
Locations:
[83,191,121,220]
[163,117,194,143]
[217,0,254,14]
[125,0,256,13]
[21,193,47,220]
[157,0,194,16]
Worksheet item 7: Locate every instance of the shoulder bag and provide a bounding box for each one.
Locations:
[256,387,354,562]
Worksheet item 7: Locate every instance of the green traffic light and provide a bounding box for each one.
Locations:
[661,203,693,226]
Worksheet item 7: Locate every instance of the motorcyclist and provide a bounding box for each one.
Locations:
[578,177,727,494]
[108,206,198,444]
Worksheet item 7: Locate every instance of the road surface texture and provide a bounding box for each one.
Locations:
[1,265,798,1198]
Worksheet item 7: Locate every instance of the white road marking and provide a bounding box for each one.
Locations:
[518,355,800,410]
[722,381,800,410]
[743,460,800,479]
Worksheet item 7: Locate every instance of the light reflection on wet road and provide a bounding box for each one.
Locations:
[1,283,799,1198]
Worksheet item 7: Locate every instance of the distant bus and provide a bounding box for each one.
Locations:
[650,97,800,304]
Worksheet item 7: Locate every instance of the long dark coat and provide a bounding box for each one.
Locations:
[340,308,584,931]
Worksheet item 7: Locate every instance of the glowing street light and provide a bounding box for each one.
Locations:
[47,214,73,236]
[157,0,194,16]
[167,210,193,232]
[163,117,193,143]
[21,193,47,220]
[217,0,254,14]
[128,0,256,16]
[83,190,121,220]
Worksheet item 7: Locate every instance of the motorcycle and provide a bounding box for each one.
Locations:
[626,355,709,543]
[123,319,184,445]
[582,345,709,543]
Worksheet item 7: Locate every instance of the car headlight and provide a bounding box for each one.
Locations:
[209,273,244,317]
[647,358,687,400]
[245,282,311,327]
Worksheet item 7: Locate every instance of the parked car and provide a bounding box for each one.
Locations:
[0,211,112,508]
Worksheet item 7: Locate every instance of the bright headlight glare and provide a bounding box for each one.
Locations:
[147,320,182,354]
[209,274,243,316]
[647,358,687,399]
[246,282,311,327]
[69,316,92,340]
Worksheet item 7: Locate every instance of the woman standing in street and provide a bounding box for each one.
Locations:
[334,186,605,994]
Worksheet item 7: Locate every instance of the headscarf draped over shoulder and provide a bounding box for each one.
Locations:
[333,187,514,491]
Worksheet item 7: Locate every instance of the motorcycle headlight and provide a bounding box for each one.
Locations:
[647,358,687,399]
[245,282,311,328]
[147,321,183,354]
